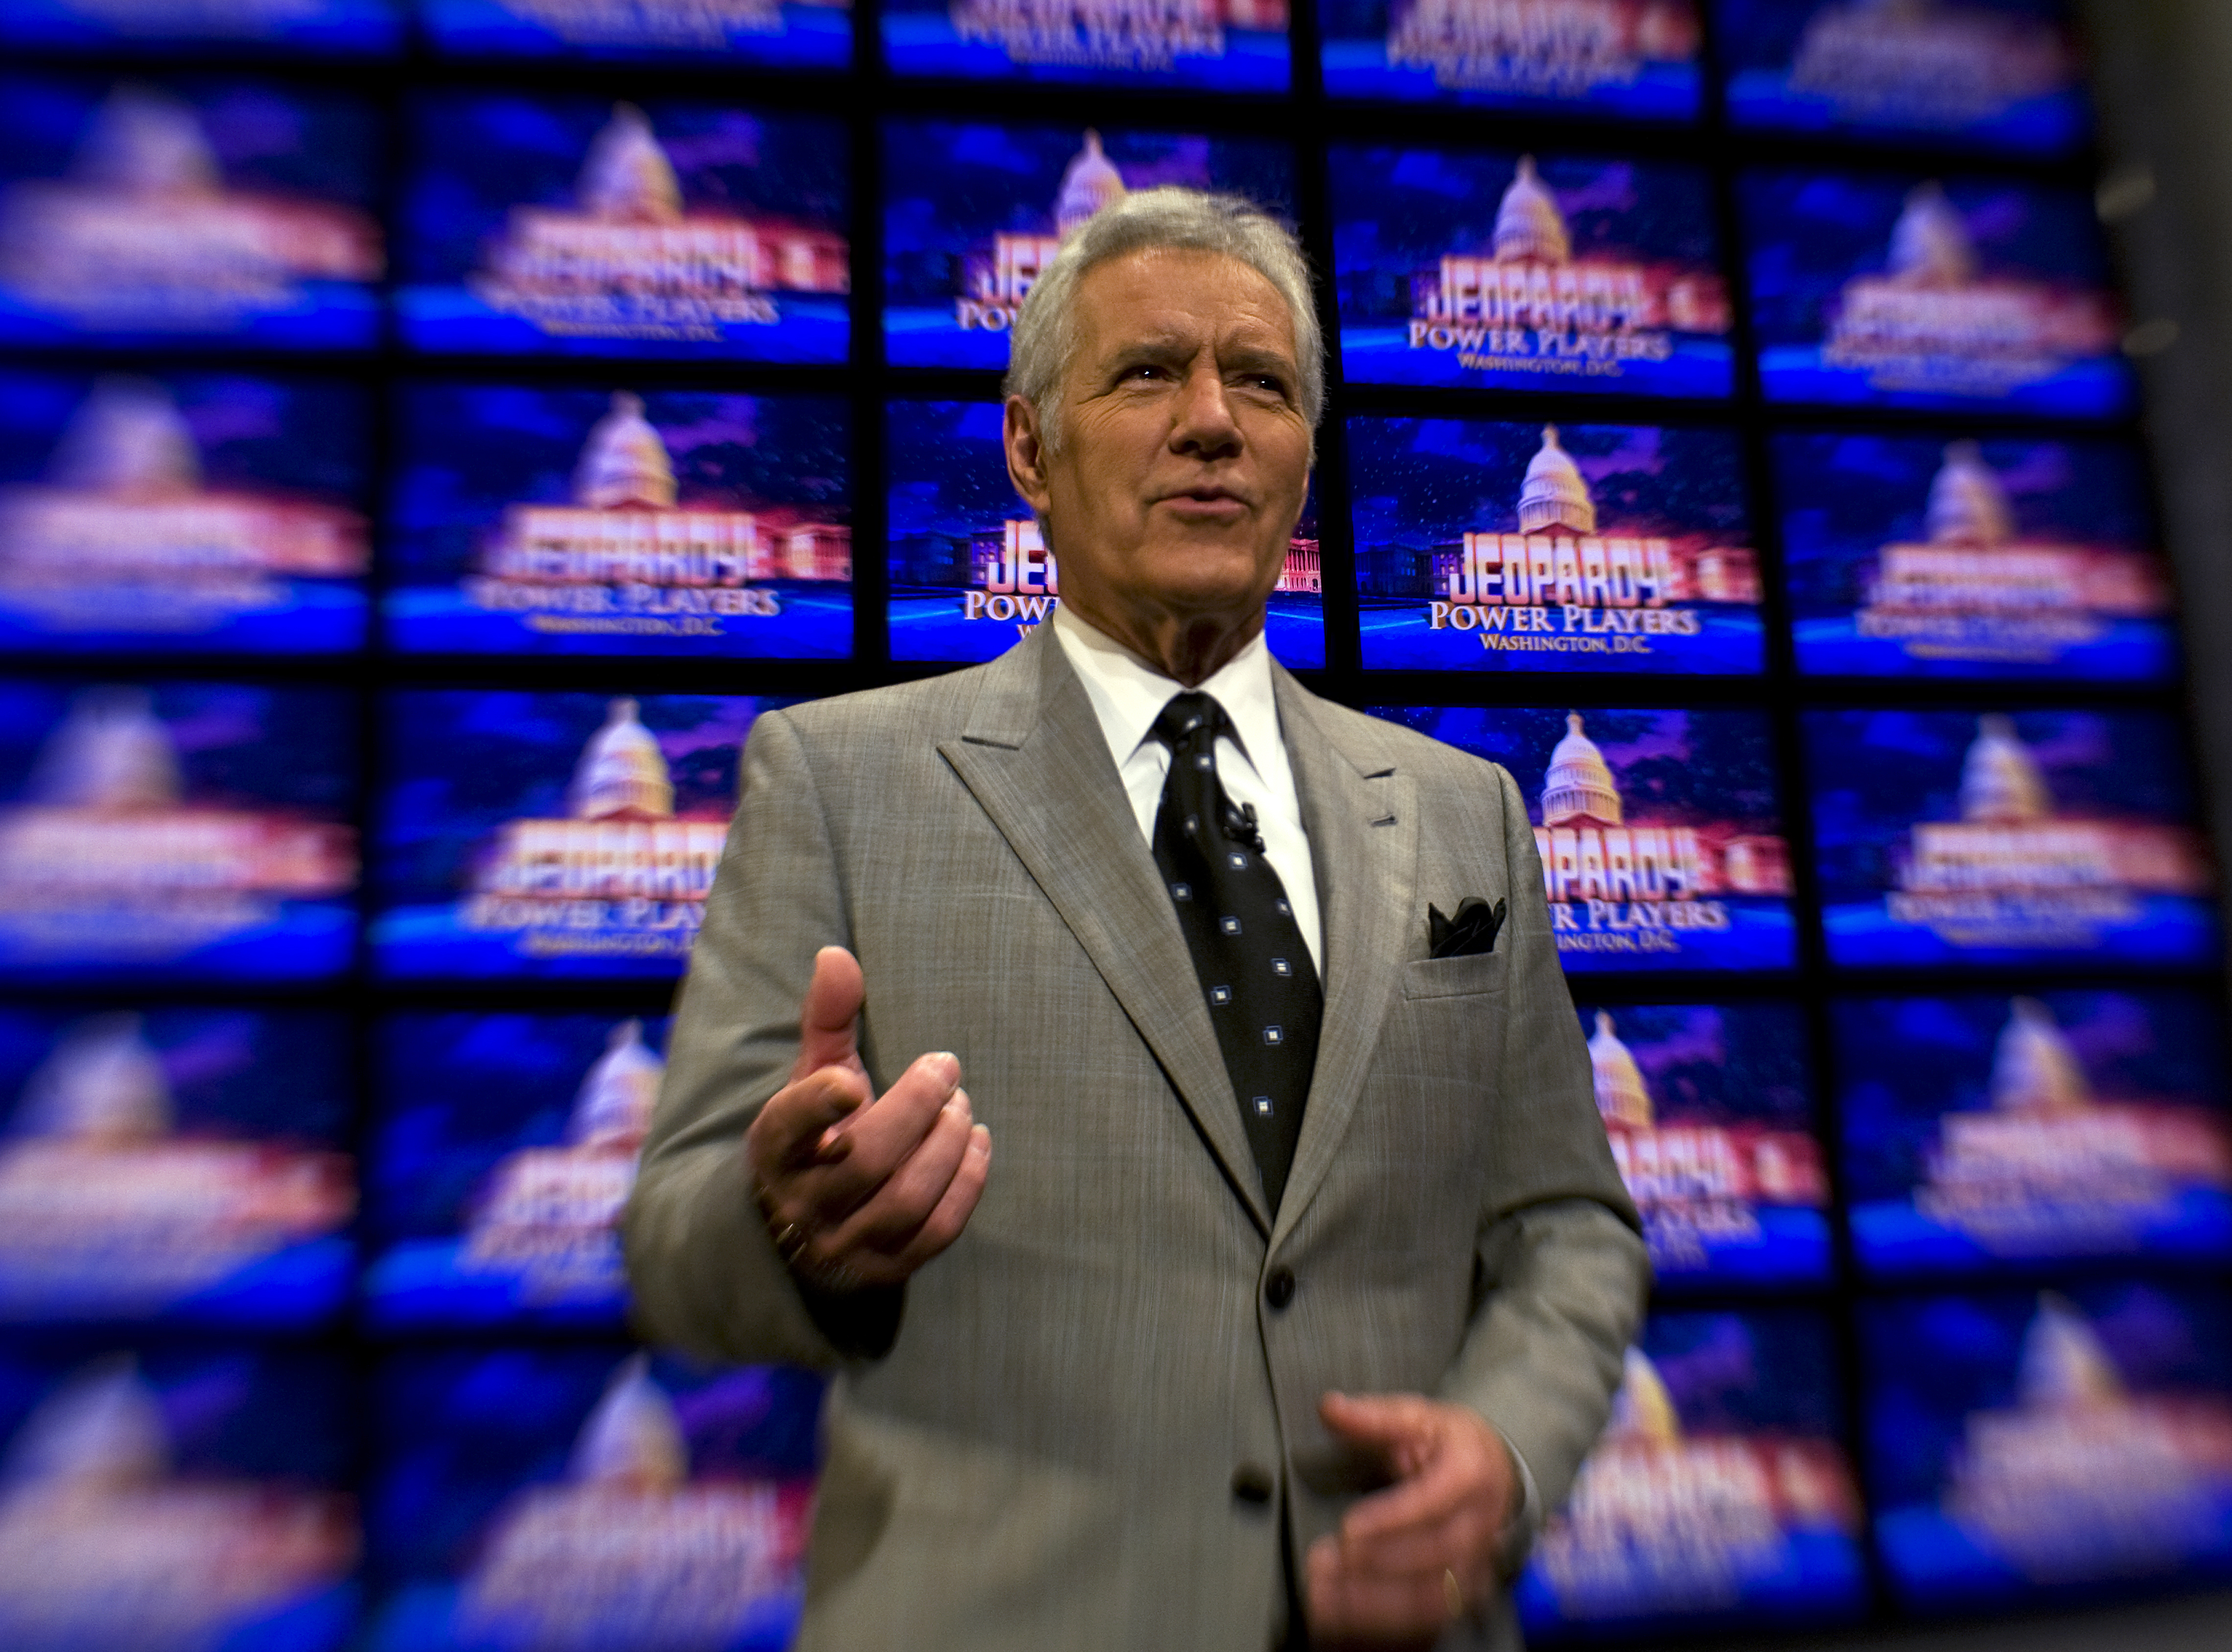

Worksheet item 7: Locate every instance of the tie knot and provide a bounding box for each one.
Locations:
[1152,692,1229,753]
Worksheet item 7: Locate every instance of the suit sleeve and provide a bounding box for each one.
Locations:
[1436,763,1651,1522]
[623,707,898,1369]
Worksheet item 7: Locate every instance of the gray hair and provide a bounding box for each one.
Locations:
[1003,186,1323,453]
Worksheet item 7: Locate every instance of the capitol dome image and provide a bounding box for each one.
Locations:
[577,104,684,226]
[1605,1348,1680,1444]
[568,698,675,822]
[565,1020,666,1151]
[573,393,677,511]
[1957,714,2052,824]
[1542,713,1624,828]
[1517,426,1597,535]
[1493,156,1571,265]
[29,688,182,814]
[72,84,222,201]
[1926,441,2015,547]
[1987,998,2092,1116]
[1588,1013,1654,1130]
[1054,131,1129,240]
[568,1355,689,1493]
[1888,182,1977,289]
[2016,1293,2126,1411]
[49,377,201,499]
[12,1014,172,1144]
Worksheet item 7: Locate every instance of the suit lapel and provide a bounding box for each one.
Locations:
[938,628,1272,1232]
[1272,674,1417,1250]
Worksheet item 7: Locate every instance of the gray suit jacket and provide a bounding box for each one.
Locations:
[625,625,1648,1651]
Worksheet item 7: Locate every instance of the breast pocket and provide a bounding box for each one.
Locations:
[1400,950,1510,1001]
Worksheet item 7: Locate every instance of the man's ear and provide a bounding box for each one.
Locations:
[1002,394,1053,516]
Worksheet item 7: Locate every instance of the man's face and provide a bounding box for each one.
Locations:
[1005,246,1312,645]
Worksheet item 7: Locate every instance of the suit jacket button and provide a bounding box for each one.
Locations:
[1231,1465,1275,1505]
[1265,1266,1296,1309]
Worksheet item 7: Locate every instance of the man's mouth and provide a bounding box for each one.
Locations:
[1162,486,1249,514]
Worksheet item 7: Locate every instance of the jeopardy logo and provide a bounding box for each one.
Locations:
[471,104,846,344]
[1407,157,1727,379]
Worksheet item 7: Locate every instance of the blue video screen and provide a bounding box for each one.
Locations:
[0,75,383,352]
[0,1007,353,1331]
[1719,0,2087,154]
[1837,989,2232,1279]
[0,1343,359,1652]
[0,368,370,655]
[419,0,850,67]
[396,93,849,363]
[1330,146,1732,397]
[372,690,781,982]
[0,0,401,54]
[1517,1306,1866,1637]
[886,399,1327,668]
[367,1348,821,1652]
[1349,417,1761,674]
[1376,706,1797,973]
[882,0,1291,89]
[1804,707,2220,969]
[1743,168,2132,417]
[1321,0,1702,117]
[0,680,358,984]
[883,120,1297,372]
[1577,1000,1829,1289]
[364,1012,668,1334]
[385,383,851,659]
[1864,1282,2232,1611]
[1775,429,2175,683]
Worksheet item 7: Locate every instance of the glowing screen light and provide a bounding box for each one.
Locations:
[1576,1001,1830,1288]
[1718,0,2087,154]
[1864,1282,2232,1610]
[1804,707,2220,969]
[1774,429,2175,683]
[1348,417,1762,674]
[1743,168,2133,416]
[395,93,849,363]
[366,1349,821,1652]
[0,74,383,350]
[384,384,851,659]
[371,691,782,982]
[1330,146,1732,397]
[1837,990,2232,1278]
[1321,0,1703,117]
[364,1013,668,1334]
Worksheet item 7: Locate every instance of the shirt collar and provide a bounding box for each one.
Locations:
[1050,604,1280,772]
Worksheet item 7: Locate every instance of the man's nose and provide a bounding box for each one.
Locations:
[1168,364,1243,458]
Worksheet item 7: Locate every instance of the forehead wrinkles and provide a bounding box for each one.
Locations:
[1070,252,1296,377]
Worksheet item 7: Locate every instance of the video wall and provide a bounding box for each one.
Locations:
[1,2,2228,1648]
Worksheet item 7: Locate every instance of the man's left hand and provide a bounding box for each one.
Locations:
[1304,1390,1519,1650]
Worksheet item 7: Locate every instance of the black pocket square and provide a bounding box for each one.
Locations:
[1428,896,1507,959]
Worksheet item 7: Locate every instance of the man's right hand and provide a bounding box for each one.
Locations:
[745,945,992,1291]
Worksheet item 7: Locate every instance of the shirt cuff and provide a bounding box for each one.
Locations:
[1492,1424,1543,1576]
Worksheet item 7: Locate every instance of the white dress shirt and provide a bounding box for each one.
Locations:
[1050,605,1322,975]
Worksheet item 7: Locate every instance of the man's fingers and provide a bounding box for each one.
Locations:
[1321,1390,1439,1456]
[1306,1537,1449,1648]
[885,1123,991,1273]
[789,945,867,1084]
[837,1090,976,1251]
[819,1049,962,1191]
[752,1065,871,1172]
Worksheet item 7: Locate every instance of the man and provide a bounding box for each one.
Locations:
[625,188,1647,1651]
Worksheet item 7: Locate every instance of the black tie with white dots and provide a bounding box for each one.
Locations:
[1149,691,1323,1213]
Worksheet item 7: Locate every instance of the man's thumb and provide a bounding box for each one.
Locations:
[792,946,865,1079]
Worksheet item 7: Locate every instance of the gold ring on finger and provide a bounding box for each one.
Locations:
[1443,1566,1465,1621]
